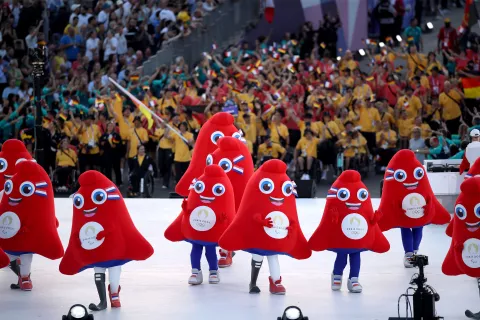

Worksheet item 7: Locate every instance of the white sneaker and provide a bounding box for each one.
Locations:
[331,274,342,291]
[209,270,220,284]
[404,253,414,268]
[321,171,328,180]
[347,277,362,293]
[188,269,203,285]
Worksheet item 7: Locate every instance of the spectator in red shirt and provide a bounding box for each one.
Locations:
[438,18,458,64]
[428,67,446,98]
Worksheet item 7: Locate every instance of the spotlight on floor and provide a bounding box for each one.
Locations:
[62,304,94,320]
[359,49,366,56]
[278,306,308,320]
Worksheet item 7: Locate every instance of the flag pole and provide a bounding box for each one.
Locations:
[108,77,189,143]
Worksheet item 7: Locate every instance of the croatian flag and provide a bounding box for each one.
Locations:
[265,0,275,24]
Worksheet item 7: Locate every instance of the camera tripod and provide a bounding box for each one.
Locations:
[465,278,480,319]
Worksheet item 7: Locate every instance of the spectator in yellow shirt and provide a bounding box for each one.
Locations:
[396,110,415,149]
[168,122,195,181]
[376,121,398,171]
[269,110,289,147]
[79,114,101,172]
[396,86,422,120]
[153,121,174,189]
[357,100,381,155]
[55,138,78,190]
[414,116,432,139]
[439,80,464,134]
[353,77,373,100]
[126,116,149,171]
[294,129,319,180]
[256,135,286,167]
[239,113,257,145]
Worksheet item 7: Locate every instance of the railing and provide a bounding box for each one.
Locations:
[140,0,260,75]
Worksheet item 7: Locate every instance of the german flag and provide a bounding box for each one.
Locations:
[462,77,480,99]
[234,72,242,78]
[277,48,286,54]
[395,66,404,72]
[366,76,374,82]
[130,75,140,81]
[407,36,414,42]
[59,113,68,121]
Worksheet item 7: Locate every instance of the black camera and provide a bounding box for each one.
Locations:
[411,254,429,268]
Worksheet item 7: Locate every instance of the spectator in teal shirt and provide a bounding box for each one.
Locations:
[404,18,423,51]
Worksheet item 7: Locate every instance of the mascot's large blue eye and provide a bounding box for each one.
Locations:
[414,167,424,180]
[91,189,107,205]
[337,188,350,201]
[282,181,293,197]
[218,158,232,172]
[73,194,84,209]
[19,181,35,197]
[357,188,368,201]
[4,180,12,195]
[232,132,242,139]
[394,169,407,182]
[206,154,213,166]
[0,158,8,173]
[212,183,225,196]
[455,204,467,220]
[259,178,274,194]
[475,203,480,219]
[210,131,224,145]
[194,181,205,194]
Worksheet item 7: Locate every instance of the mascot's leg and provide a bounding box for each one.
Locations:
[205,245,219,284]
[218,248,234,268]
[108,266,122,308]
[188,244,203,285]
[6,254,20,289]
[412,227,423,254]
[332,253,348,291]
[250,254,263,294]
[400,228,415,268]
[347,253,362,293]
[15,254,33,291]
[89,267,108,311]
[267,255,285,295]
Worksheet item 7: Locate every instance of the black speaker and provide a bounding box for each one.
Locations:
[294,179,316,198]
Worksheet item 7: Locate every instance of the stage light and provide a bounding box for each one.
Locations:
[379,42,385,48]
[278,306,308,320]
[396,35,402,42]
[359,49,366,56]
[62,304,94,320]
[336,56,341,61]
[427,22,434,30]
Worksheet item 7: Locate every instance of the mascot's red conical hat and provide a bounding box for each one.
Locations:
[465,157,480,179]
[175,112,240,197]
[377,150,451,231]
[0,139,32,200]
[442,177,480,277]
[219,159,311,259]
[59,171,153,275]
[0,247,9,268]
[165,165,235,244]
[308,170,390,253]
[208,137,254,210]
[0,160,63,259]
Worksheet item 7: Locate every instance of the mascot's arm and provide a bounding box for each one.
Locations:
[96,226,117,241]
[371,210,382,225]
[254,213,273,228]
[459,155,469,174]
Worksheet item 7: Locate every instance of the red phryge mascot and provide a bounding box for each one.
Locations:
[0,247,10,268]
[377,150,450,268]
[465,157,480,179]
[309,170,389,293]
[219,159,311,295]
[442,177,480,318]
[59,171,154,311]
[165,165,235,285]
[207,136,254,267]
[0,160,63,291]
[175,112,241,197]
[0,139,33,202]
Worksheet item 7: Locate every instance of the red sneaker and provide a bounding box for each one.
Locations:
[269,276,285,295]
[108,285,121,308]
[18,275,33,291]
[218,250,233,268]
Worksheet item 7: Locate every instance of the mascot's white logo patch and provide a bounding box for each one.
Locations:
[79,222,105,250]
[190,206,216,232]
[462,238,480,269]
[402,193,426,219]
[341,213,368,240]
[264,211,290,239]
[0,211,20,239]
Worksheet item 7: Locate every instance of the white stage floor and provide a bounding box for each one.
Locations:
[0,198,477,320]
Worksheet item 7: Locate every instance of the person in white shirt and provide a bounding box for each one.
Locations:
[115,26,128,55]
[97,4,111,30]
[69,4,81,24]
[86,31,100,61]
[25,20,43,50]
[203,0,216,12]
[103,31,118,61]
[123,0,133,20]
[78,6,93,28]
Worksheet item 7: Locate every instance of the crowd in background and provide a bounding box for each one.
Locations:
[0,0,478,196]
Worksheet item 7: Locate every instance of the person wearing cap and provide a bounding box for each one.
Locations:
[69,4,81,24]
[167,122,195,181]
[438,18,458,65]
[376,121,398,171]
[78,114,101,172]
[471,129,480,142]
[256,135,286,167]
[294,128,319,180]
[126,116,149,171]
[439,80,464,134]
[396,86,422,120]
